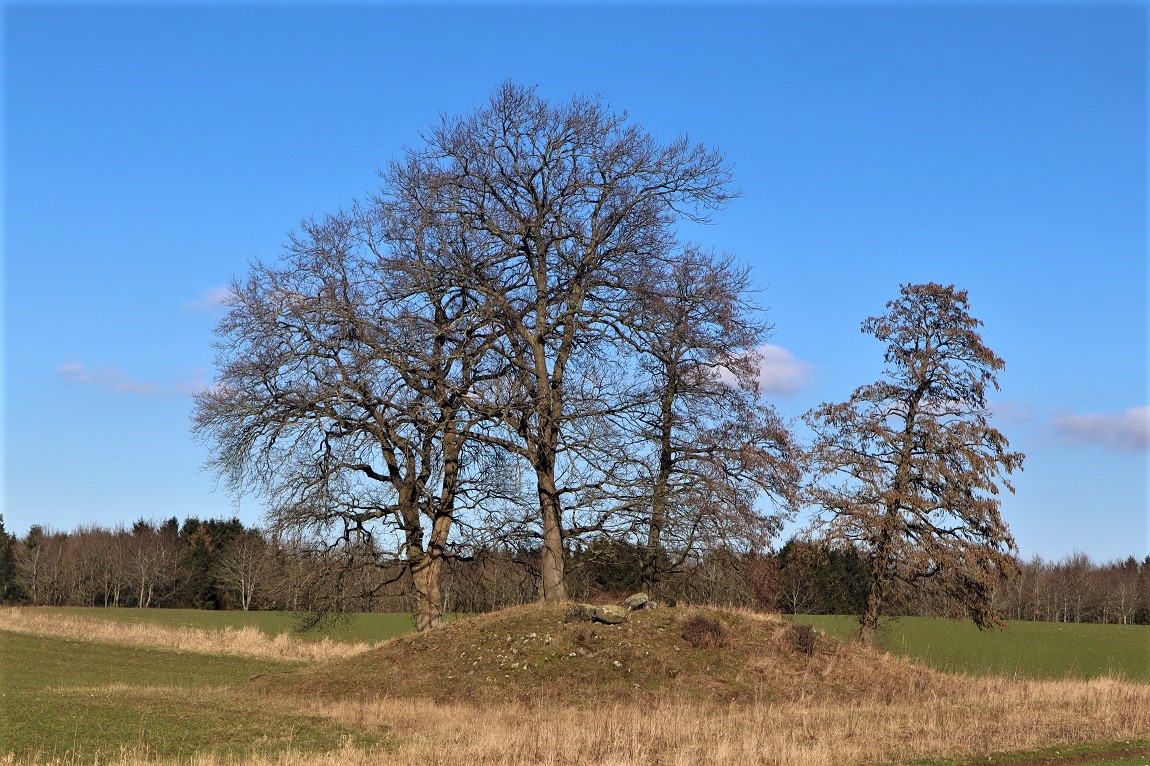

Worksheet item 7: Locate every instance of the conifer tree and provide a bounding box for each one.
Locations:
[805,283,1024,643]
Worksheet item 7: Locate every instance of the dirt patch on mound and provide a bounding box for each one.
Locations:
[255,603,954,705]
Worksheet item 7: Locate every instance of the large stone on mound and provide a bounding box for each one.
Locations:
[623,592,650,610]
[565,603,597,623]
[592,605,627,624]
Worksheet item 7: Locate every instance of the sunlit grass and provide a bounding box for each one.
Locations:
[37,606,415,644]
[789,614,1150,681]
[0,630,382,764]
[0,608,372,661]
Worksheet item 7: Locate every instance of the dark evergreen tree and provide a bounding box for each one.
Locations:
[0,515,25,602]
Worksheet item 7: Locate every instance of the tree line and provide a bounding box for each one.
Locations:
[2,515,1145,625]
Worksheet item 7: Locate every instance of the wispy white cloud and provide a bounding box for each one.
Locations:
[173,368,211,396]
[989,399,1035,424]
[720,344,814,397]
[182,285,234,312]
[58,362,164,395]
[1052,406,1150,452]
[58,362,209,397]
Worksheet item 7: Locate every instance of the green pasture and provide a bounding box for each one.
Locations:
[40,605,416,643]
[899,737,1150,766]
[0,630,382,764]
[790,614,1150,681]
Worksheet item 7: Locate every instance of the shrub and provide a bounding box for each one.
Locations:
[792,623,819,655]
[680,614,728,649]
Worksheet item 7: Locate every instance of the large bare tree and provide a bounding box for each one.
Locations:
[804,283,1024,644]
[384,82,736,599]
[193,208,499,631]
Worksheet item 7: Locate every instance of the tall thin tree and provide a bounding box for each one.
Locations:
[804,283,1024,644]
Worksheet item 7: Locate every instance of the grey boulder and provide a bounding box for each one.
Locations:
[623,592,650,610]
[592,605,628,624]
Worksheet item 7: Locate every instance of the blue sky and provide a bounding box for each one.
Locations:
[4,3,1146,561]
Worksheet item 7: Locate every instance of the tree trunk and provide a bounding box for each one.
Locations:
[860,500,901,646]
[641,514,664,594]
[859,391,921,646]
[412,555,443,632]
[859,584,883,645]
[643,384,677,593]
[538,465,567,601]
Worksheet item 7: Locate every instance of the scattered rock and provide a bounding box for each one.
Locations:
[565,604,598,623]
[593,605,627,624]
[623,592,650,610]
[566,603,628,624]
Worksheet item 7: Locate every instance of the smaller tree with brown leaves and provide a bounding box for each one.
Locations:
[804,283,1023,644]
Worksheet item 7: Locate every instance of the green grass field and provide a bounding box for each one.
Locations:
[0,630,383,764]
[789,614,1150,681]
[899,738,1150,766]
[40,606,417,643]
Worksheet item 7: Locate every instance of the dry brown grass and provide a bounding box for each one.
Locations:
[295,677,1150,765]
[8,675,1150,766]
[0,607,371,662]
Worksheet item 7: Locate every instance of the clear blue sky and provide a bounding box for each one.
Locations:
[4,3,1146,562]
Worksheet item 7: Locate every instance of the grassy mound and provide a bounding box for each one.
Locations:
[256,602,953,704]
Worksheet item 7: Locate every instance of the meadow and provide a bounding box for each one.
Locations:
[790,614,1150,681]
[2,606,1148,766]
[0,630,380,764]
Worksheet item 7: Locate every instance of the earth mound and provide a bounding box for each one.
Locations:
[255,602,951,704]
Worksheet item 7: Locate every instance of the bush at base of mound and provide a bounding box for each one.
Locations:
[254,603,955,705]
